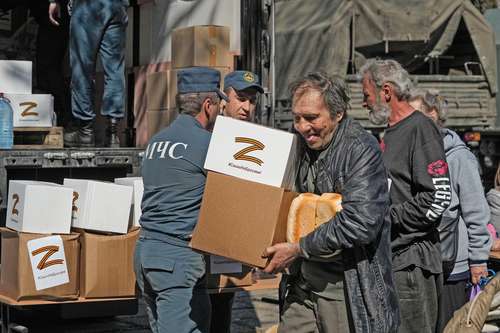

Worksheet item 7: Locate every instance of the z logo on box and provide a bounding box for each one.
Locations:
[31,245,64,270]
[20,101,39,117]
[233,137,265,166]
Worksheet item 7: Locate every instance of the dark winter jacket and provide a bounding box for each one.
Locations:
[296,116,400,333]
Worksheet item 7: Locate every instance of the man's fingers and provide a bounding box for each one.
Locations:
[262,246,276,258]
[263,260,277,274]
[49,16,60,26]
[48,4,60,26]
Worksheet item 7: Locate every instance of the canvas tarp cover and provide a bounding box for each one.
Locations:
[275,0,497,99]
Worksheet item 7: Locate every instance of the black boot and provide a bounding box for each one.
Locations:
[105,118,120,148]
[64,119,95,147]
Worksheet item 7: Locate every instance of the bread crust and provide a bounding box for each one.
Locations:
[286,192,342,243]
[286,193,318,243]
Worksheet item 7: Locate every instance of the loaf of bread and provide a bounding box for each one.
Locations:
[286,192,342,243]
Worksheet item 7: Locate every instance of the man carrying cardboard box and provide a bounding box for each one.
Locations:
[134,67,227,333]
[210,70,264,333]
[263,73,399,332]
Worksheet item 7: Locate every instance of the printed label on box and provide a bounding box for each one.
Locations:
[204,116,297,188]
[18,101,40,120]
[210,255,242,274]
[10,193,20,223]
[27,236,69,291]
[71,191,80,219]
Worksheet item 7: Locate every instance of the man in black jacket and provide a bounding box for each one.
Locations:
[361,59,451,333]
[263,73,399,333]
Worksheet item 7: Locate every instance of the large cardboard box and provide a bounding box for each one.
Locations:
[63,179,133,234]
[172,25,232,68]
[146,109,178,141]
[204,116,298,189]
[146,67,230,110]
[146,71,173,111]
[133,62,170,147]
[79,228,139,298]
[0,228,80,301]
[114,177,144,228]
[191,172,298,268]
[0,60,32,94]
[206,255,254,289]
[6,181,73,234]
[4,94,54,127]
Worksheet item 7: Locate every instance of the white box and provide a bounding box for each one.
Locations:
[4,94,54,127]
[0,61,32,94]
[6,180,73,234]
[204,116,298,189]
[114,177,144,228]
[63,179,133,234]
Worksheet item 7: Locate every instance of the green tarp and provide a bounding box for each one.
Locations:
[275,0,497,99]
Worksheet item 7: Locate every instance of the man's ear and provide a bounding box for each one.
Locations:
[336,111,344,122]
[382,83,392,102]
[202,97,212,116]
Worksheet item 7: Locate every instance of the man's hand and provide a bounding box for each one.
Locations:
[49,2,61,26]
[492,239,500,252]
[262,242,300,274]
[470,265,488,285]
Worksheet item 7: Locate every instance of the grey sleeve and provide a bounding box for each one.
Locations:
[453,151,492,264]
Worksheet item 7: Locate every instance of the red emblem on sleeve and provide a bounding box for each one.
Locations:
[379,139,386,152]
[427,160,448,176]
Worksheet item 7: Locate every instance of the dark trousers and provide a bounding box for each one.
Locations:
[437,279,468,332]
[278,276,352,333]
[29,0,71,127]
[394,266,443,333]
[209,292,234,333]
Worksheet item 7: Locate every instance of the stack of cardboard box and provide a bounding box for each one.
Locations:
[191,116,299,289]
[0,60,55,128]
[0,177,144,301]
[1,181,80,300]
[145,25,233,141]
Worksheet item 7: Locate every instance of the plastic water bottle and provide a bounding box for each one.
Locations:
[0,93,13,149]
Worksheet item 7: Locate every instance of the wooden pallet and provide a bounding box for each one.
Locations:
[13,127,63,149]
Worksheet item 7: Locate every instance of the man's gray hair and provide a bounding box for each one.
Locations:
[409,88,448,126]
[359,59,413,101]
[289,72,350,118]
[176,92,220,116]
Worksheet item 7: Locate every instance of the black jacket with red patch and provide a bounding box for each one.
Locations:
[383,111,451,272]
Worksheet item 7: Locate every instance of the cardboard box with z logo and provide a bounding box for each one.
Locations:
[4,94,54,127]
[0,228,80,301]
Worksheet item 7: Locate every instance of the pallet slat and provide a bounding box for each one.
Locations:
[13,127,63,149]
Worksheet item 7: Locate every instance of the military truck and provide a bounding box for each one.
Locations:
[238,0,500,188]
